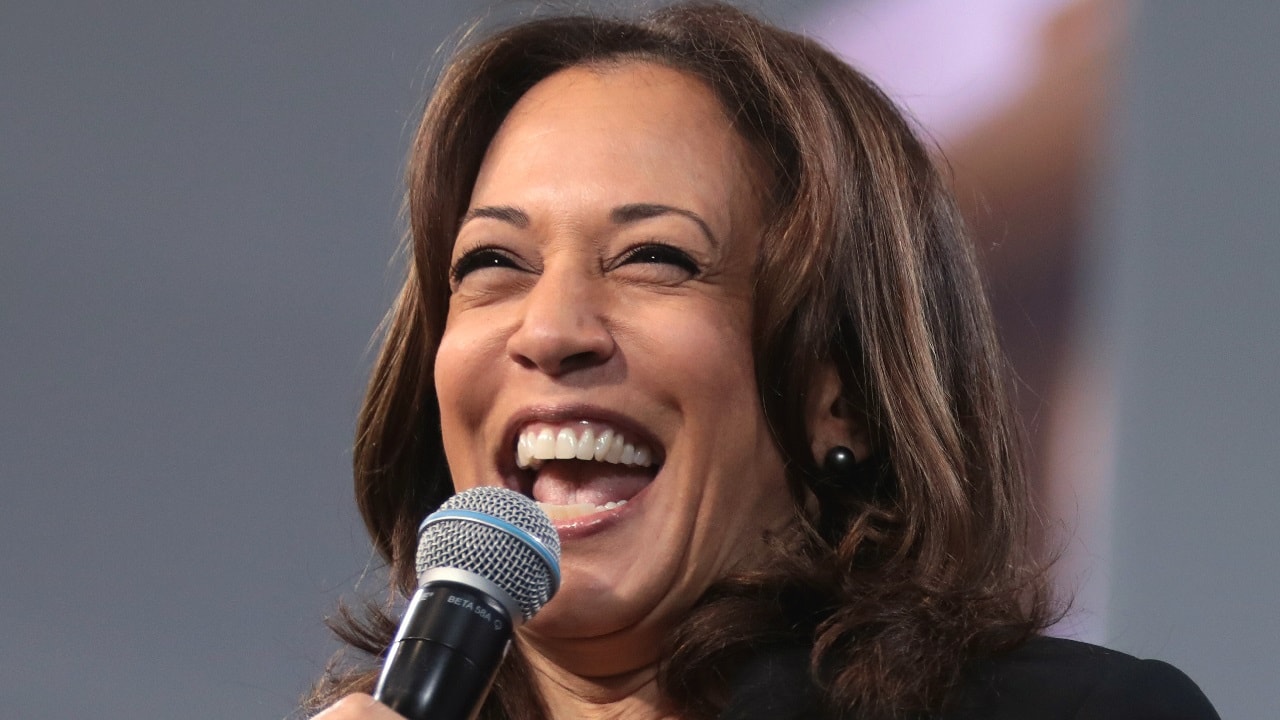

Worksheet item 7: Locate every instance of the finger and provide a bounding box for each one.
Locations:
[312,693,404,719]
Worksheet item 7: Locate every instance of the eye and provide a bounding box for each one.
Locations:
[450,246,522,285]
[615,242,701,278]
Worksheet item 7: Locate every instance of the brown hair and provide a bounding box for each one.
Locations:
[306,3,1053,718]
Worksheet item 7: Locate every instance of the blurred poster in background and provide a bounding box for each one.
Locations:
[802,0,1127,642]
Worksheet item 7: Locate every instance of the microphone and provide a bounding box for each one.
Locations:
[373,487,561,720]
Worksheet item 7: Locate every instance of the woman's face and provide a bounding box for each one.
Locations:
[434,62,795,671]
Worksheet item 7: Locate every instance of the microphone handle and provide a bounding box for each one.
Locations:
[374,583,514,720]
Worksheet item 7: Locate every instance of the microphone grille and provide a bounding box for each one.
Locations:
[415,487,561,622]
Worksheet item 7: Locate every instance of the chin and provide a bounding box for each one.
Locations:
[530,565,643,635]
[520,587,678,679]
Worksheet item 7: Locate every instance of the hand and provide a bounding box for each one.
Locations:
[313,693,406,719]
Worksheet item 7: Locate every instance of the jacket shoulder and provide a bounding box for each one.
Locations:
[718,637,1219,720]
[948,636,1220,720]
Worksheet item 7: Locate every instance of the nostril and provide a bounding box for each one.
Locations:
[509,348,606,375]
[507,322,615,376]
[557,350,607,374]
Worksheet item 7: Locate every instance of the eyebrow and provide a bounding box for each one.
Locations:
[461,205,530,228]
[611,203,719,250]
[460,202,719,249]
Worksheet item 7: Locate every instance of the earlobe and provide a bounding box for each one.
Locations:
[806,362,872,464]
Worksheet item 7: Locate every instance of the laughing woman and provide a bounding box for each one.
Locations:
[308,4,1219,719]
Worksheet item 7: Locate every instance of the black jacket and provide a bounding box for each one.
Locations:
[720,636,1220,720]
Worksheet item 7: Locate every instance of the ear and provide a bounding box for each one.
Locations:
[806,362,872,465]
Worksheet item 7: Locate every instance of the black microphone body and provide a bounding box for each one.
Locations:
[374,582,513,720]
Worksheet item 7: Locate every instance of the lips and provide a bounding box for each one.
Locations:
[500,414,664,526]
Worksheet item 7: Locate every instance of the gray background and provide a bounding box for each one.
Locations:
[1,2,1276,719]
[1100,4,1280,719]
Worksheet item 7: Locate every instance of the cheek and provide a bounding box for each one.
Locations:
[435,312,504,404]
[646,302,793,531]
[645,298,754,396]
[433,321,502,476]
[433,331,467,423]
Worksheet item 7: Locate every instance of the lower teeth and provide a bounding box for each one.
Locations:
[537,499,628,521]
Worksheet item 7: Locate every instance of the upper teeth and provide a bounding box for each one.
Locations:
[516,426,655,470]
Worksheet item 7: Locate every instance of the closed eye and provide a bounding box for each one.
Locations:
[615,242,701,277]
[450,246,523,285]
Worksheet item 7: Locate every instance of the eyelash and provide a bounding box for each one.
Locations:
[450,246,519,284]
[616,242,701,276]
[449,241,701,284]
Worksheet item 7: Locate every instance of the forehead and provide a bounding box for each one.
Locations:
[467,61,767,243]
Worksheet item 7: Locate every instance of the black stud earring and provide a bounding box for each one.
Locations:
[822,445,859,479]
[819,445,886,502]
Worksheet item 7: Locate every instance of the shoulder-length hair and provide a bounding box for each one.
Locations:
[309,3,1053,718]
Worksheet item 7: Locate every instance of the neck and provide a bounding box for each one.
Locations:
[521,643,678,720]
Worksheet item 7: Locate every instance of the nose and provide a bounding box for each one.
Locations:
[506,265,616,377]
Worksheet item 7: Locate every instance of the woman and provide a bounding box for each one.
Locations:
[310,3,1218,719]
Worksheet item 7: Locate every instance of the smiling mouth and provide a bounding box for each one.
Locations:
[511,421,662,523]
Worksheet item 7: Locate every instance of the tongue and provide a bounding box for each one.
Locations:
[531,460,653,506]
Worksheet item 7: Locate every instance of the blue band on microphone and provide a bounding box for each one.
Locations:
[420,508,561,591]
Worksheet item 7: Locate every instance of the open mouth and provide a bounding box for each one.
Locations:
[507,420,664,524]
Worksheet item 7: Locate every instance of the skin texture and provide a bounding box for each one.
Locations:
[433,62,798,718]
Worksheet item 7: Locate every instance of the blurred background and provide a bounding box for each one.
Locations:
[2,1,1276,718]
